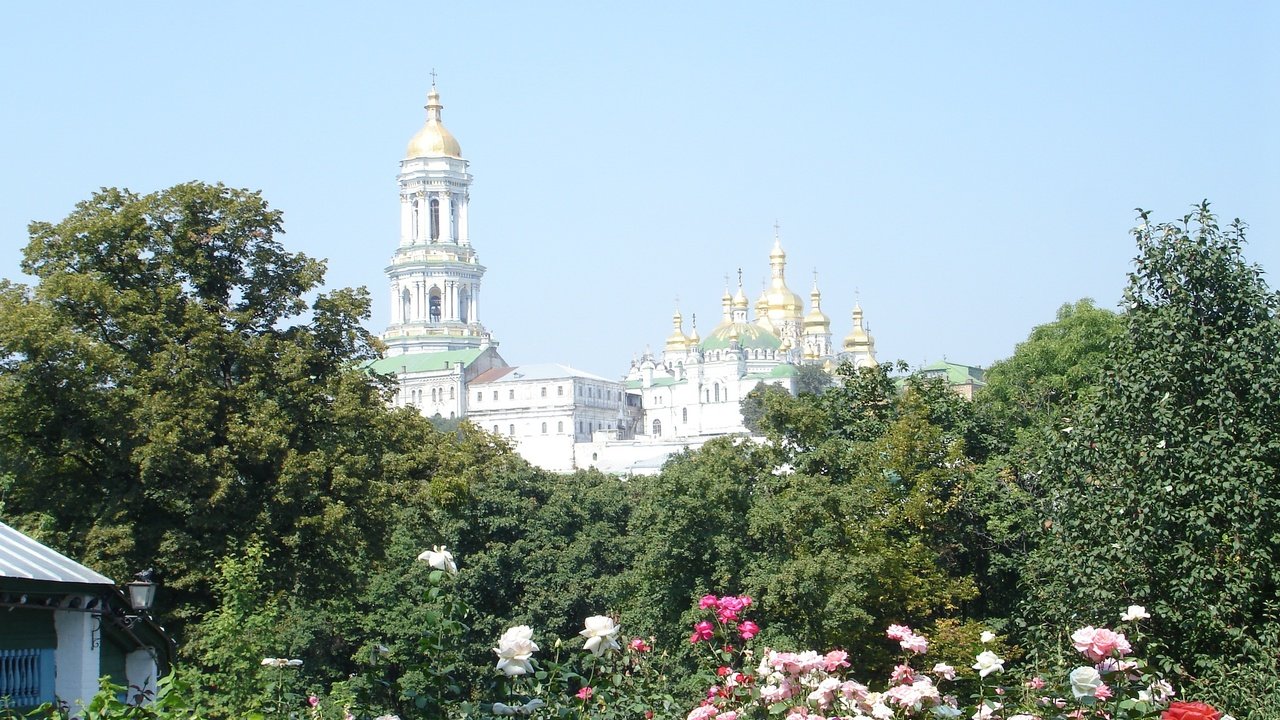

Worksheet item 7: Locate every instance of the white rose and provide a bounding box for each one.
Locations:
[494,625,539,676]
[579,615,621,656]
[417,545,458,574]
[1069,666,1102,700]
[971,651,1005,678]
[492,703,517,716]
[519,699,546,715]
[979,631,996,644]
[1121,605,1150,622]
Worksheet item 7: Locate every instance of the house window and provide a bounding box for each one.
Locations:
[509,424,515,436]
[509,389,515,400]
[558,421,564,432]
[714,383,720,402]
[652,419,662,437]
[558,386,564,396]
[450,387,455,400]
[541,422,547,434]
[493,425,499,433]
[683,408,688,423]
[493,391,498,400]
[476,391,482,401]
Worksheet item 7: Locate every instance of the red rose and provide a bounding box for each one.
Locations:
[1162,701,1222,720]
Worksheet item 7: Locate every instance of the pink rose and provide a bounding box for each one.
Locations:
[900,632,928,654]
[690,621,715,643]
[630,637,651,652]
[824,650,850,671]
[739,621,760,640]
[700,594,719,609]
[886,624,912,641]
[1094,684,1112,700]
[576,687,593,701]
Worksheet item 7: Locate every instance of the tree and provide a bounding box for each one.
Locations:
[0,183,404,639]
[978,298,1123,444]
[1024,205,1280,706]
[794,363,834,396]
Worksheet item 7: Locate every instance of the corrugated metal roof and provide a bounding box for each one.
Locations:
[0,521,115,586]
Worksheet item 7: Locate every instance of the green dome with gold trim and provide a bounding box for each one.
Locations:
[700,322,782,351]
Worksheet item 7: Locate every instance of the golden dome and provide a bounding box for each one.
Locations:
[804,275,831,330]
[843,302,876,354]
[765,236,805,322]
[406,87,462,159]
[665,307,689,352]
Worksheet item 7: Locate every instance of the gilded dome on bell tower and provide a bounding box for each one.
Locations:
[406,85,463,159]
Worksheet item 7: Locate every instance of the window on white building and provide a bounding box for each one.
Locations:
[683,408,688,423]
[493,391,498,400]
[509,424,515,436]
[541,387,547,397]
[541,422,547,434]
[476,391,482,401]
[558,421,564,432]
[558,386,564,396]
[509,389,515,400]
[652,419,662,437]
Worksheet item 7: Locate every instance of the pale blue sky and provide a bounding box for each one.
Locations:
[2,2,1276,376]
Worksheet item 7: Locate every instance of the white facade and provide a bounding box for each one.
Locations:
[466,364,636,472]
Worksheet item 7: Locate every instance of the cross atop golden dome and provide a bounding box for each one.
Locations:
[407,77,463,159]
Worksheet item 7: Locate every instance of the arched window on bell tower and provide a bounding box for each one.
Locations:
[429,198,440,241]
[429,287,442,322]
[411,199,420,242]
[458,287,470,324]
[401,288,412,322]
[450,196,459,242]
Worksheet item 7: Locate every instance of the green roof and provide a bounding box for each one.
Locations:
[624,377,684,389]
[700,323,782,351]
[365,348,485,375]
[915,360,986,386]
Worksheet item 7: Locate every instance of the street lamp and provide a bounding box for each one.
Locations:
[126,569,157,612]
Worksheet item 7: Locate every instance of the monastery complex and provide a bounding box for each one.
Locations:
[365,85,903,473]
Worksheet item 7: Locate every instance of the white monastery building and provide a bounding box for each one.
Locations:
[367,84,877,473]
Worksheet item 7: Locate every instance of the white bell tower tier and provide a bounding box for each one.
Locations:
[383,83,494,356]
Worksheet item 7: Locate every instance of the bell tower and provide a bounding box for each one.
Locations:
[383,82,493,356]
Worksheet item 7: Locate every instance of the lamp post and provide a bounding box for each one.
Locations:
[126,569,157,612]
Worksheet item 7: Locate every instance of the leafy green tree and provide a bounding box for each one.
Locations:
[1024,205,1280,707]
[0,183,405,639]
[794,363,834,396]
[979,298,1123,444]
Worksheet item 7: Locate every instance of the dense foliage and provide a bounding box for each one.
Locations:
[1024,205,1280,711]
[0,188,1273,718]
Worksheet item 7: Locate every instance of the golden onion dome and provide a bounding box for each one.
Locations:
[665,307,689,352]
[804,276,831,330]
[842,302,875,352]
[688,315,701,344]
[407,87,463,159]
[765,235,805,322]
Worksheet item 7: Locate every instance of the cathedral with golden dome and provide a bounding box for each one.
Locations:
[369,82,878,472]
[624,230,877,440]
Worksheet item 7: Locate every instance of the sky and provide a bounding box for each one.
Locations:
[2,2,1276,377]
